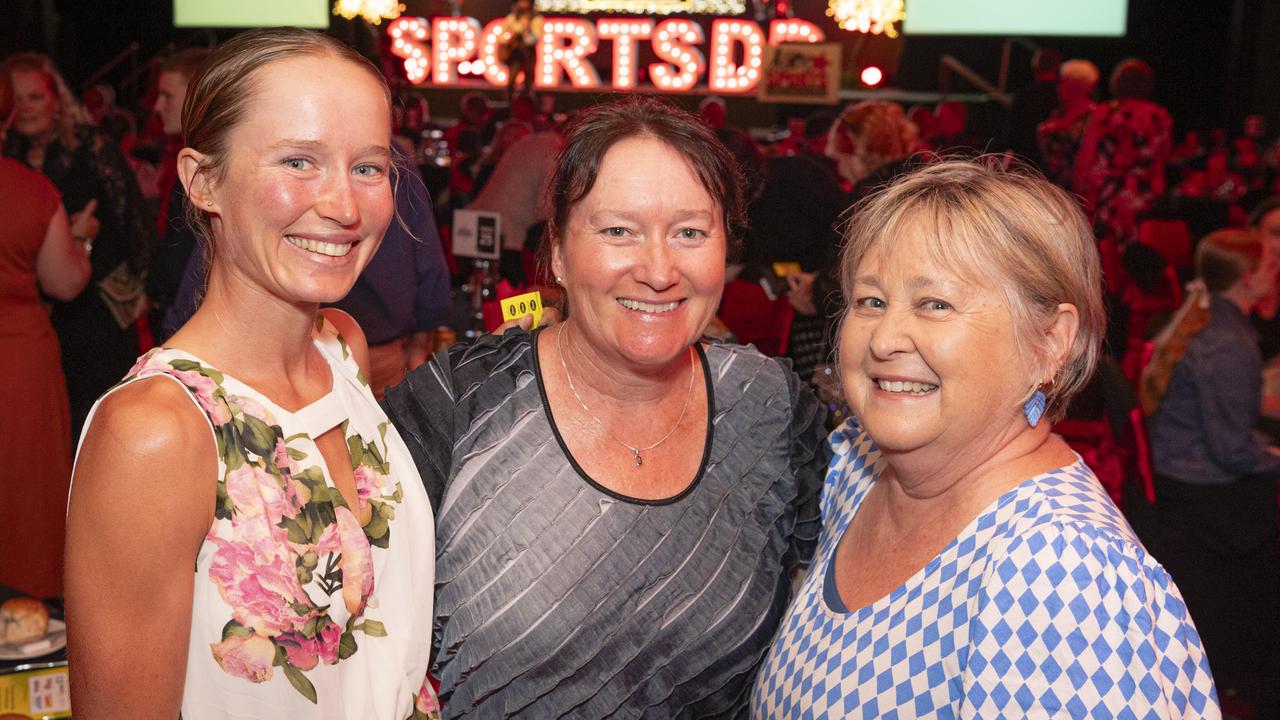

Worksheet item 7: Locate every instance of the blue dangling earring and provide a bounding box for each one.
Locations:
[1023,389,1047,428]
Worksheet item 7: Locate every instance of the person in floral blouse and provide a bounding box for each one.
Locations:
[65,29,438,719]
[1073,58,1173,242]
[1037,59,1098,190]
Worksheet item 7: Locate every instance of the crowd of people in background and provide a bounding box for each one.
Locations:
[1,33,1279,717]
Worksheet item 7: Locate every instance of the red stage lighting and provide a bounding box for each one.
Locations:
[860,65,883,86]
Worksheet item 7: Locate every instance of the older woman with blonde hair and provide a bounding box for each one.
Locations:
[753,160,1218,718]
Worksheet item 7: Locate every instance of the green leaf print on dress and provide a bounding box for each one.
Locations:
[120,351,410,705]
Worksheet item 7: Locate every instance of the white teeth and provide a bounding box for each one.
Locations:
[287,236,353,257]
[618,298,680,313]
[876,379,937,395]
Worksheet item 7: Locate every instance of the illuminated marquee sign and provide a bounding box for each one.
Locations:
[388,16,825,93]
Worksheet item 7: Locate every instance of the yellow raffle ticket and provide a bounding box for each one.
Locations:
[500,291,544,328]
[772,262,802,277]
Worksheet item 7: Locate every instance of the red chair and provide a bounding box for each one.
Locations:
[718,279,794,357]
[1053,417,1127,507]
[1127,407,1156,504]
[1137,219,1193,274]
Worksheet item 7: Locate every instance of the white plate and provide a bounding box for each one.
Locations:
[0,619,66,660]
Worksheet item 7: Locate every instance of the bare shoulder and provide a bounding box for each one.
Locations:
[320,307,372,378]
[73,376,216,518]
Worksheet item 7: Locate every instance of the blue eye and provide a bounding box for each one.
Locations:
[354,164,385,177]
[602,227,629,237]
[856,296,885,309]
[922,299,952,311]
[283,157,310,170]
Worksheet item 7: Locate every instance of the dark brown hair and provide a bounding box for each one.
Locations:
[1109,58,1154,100]
[543,95,746,271]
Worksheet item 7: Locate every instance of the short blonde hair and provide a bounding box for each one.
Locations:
[1059,59,1099,91]
[838,159,1105,421]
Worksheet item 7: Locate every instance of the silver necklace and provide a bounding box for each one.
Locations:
[556,325,696,467]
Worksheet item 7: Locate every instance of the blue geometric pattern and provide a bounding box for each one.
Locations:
[751,419,1220,719]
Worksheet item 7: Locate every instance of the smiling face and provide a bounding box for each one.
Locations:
[10,69,57,141]
[838,229,1041,460]
[552,135,726,370]
[154,70,189,136]
[203,53,393,307]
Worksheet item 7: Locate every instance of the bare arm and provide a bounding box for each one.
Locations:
[33,204,90,301]
[65,378,217,719]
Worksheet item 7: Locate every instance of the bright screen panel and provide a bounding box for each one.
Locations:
[902,0,1127,37]
[174,0,329,28]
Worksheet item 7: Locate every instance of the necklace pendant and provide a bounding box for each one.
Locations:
[633,449,643,467]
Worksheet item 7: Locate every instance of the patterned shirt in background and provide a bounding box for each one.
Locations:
[1037,104,1094,190]
[752,419,1219,719]
[1074,99,1173,242]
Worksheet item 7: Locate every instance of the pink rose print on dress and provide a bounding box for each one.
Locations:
[353,465,388,508]
[278,618,341,672]
[414,679,442,719]
[208,536,313,636]
[225,464,304,527]
[211,633,276,683]
[171,368,232,425]
[335,506,375,616]
[230,393,277,427]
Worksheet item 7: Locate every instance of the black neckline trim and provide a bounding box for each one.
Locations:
[531,325,715,506]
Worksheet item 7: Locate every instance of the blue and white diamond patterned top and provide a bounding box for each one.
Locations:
[751,419,1220,719]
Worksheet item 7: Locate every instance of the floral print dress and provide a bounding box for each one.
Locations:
[80,316,440,719]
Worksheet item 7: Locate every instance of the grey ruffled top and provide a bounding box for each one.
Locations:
[382,328,828,718]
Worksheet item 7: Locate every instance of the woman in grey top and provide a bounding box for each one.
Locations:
[383,96,828,718]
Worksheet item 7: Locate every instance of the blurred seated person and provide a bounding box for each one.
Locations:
[164,143,451,397]
[1144,228,1280,712]
[1174,150,1247,204]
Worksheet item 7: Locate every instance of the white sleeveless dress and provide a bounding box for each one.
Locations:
[76,316,440,719]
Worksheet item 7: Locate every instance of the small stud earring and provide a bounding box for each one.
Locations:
[206,200,213,207]
[556,276,564,285]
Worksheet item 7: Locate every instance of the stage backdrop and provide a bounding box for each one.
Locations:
[903,0,1127,37]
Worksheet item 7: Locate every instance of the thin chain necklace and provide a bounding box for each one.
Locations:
[556,325,696,468]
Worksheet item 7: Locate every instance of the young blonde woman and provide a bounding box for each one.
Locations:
[65,29,438,719]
